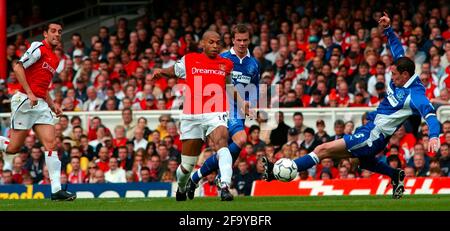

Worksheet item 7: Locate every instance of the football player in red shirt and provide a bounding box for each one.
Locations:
[0,22,76,201]
[152,31,249,201]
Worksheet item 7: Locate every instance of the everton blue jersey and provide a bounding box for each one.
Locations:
[366,27,440,138]
[221,48,260,119]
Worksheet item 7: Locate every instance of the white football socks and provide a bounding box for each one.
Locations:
[176,155,198,193]
[44,151,62,193]
[217,147,233,187]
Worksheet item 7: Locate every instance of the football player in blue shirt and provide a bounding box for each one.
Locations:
[262,12,441,199]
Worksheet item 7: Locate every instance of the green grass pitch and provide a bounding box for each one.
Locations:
[1,195,450,211]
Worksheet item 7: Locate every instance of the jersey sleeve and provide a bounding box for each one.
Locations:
[56,60,65,74]
[19,42,43,69]
[226,59,234,75]
[174,56,186,79]
[384,27,405,62]
[410,92,441,138]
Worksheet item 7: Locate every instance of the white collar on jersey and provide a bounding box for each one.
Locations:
[230,47,251,59]
[403,74,418,88]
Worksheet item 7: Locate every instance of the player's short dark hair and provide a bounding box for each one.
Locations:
[395,57,415,77]
[231,24,249,39]
[141,166,150,172]
[43,21,63,32]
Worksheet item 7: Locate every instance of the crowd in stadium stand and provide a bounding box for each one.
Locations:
[1,0,450,196]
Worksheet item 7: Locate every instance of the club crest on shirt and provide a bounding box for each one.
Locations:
[395,89,405,100]
[219,64,226,71]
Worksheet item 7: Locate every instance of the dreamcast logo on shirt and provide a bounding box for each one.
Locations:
[42,62,56,74]
[191,67,225,76]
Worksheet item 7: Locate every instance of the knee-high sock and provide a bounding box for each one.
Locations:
[217,147,233,186]
[44,151,62,193]
[191,142,241,184]
[359,156,396,178]
[176,155,198,193]
[293,152,320,172]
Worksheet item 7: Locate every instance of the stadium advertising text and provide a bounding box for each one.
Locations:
[0,182,172,199]
[252,177,450,196]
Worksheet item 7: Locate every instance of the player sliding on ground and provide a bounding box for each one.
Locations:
[0,22,76,201]
[152,31,250,201]
[262,12,441,199]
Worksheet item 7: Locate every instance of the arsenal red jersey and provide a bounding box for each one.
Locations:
[18,40,63,98]
[174,53,233,114]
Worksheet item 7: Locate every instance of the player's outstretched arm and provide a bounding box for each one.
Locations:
[13,61,37,107]
[153,56,186,80]
[379,12,405,61]
[152,66,176,79]
[411,93,441,152]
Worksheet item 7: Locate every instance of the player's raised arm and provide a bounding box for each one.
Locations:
[411,93,441,152]
[152,56,186,79]
[379,12,405,61]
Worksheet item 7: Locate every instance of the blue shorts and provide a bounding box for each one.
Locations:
[343,122,389,158]
[227,118,245,139]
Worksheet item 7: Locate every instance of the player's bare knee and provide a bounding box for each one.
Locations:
[6,146,20,154]
[216,138,228,150]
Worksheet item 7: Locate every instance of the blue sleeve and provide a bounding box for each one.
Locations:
[411,92,441,138]
[366,111,377,121]
[384,27,405,62]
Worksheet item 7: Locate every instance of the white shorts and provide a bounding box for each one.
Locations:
[10,92,55,130]
[180,112,228,141]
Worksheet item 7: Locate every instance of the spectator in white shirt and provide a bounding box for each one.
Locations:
[133,127,148,151]
[105,157,126,183]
